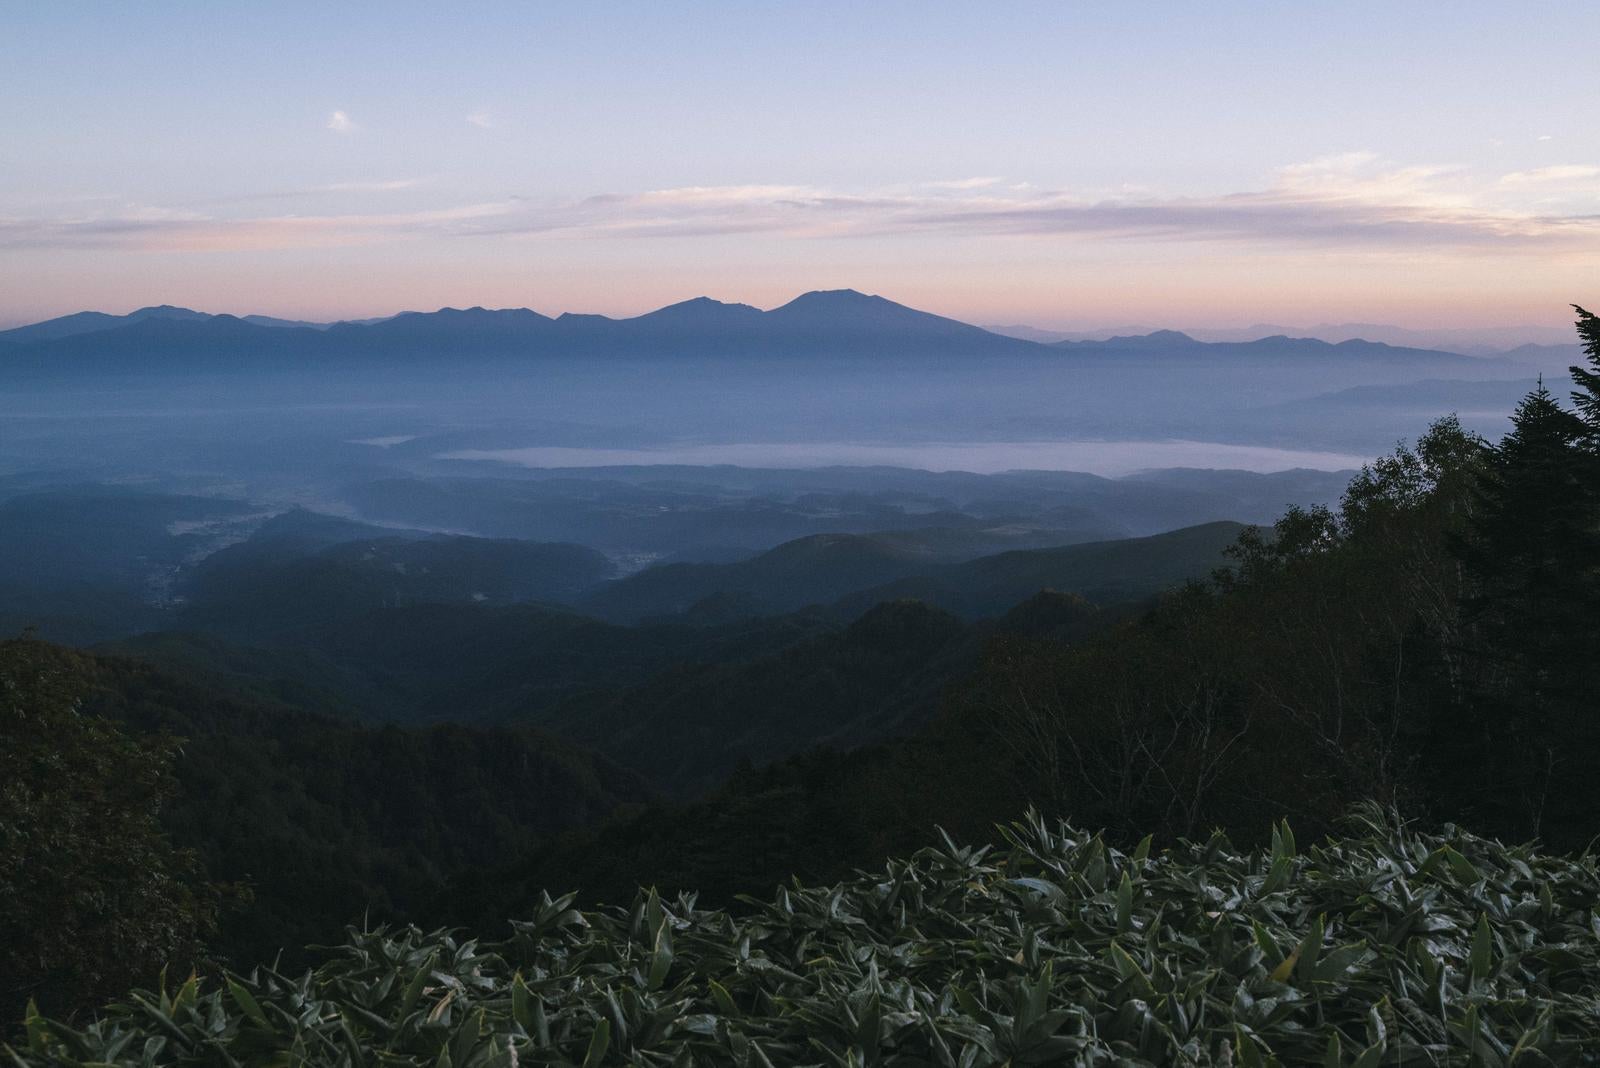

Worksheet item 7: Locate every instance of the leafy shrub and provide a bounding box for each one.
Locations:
[13,805,1600,1065]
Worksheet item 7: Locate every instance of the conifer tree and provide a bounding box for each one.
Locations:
[1458,377,1598,838]
[1569,304,1600,438]
[1468,384,1595,677]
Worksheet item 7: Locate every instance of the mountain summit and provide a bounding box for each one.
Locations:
[0,289,1043,370]
[632,296,764,325]
[766,289,990,336]
[0,290,1494,380]
[0,305,210,346]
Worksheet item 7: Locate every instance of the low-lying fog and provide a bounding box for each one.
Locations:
[441,440,1370,477]
[1,339,1553,646]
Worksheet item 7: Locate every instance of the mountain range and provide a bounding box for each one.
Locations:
[0,289,1523,377]
[985,320,1579,355]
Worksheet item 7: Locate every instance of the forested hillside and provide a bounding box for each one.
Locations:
[4,309,1598,1046]
[1,639,649,1010]
[451,309,1600,926]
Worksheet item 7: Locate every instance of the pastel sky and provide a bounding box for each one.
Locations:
[3,2,1597,329]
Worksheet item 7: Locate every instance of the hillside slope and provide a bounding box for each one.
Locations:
[834,520,1247,618]
[1,639,650,966]
[586,520,1245,622]
[539,599,980,795]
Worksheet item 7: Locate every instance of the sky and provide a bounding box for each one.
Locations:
[3,2,1598,331]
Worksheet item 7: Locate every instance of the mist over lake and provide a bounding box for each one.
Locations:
[442,438,1369,477]
[9,3,1600,1055]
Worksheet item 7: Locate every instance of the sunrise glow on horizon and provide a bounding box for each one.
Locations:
[3,2,1597,331]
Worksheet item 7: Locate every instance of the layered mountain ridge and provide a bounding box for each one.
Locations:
[0,289,1501,373]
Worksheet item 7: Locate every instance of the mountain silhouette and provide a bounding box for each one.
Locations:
[632,296,765,325]
[0,305,209,345]
[0,289,1498,380]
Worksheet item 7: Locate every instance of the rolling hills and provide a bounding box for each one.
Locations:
[583,521,1245,622]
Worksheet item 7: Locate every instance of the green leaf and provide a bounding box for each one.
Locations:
[580,1018,611,1068]
[1510,1004,1554,1062]
[1268,945,1301,984]
[227,979,270,1027]
[1365,997,1389,1048]
[399,955,436,1019]
[172,972,199,1016]
[645,887,664,941]
[1273,820,1296,860]
[1108,944,1153,998]
[510,974,534,1031]
[709,978,739,1018]
[1253,919,1284,967]
[1452,1002,1482,1055]
[1235,1026,1266,1068]
[1116,870,1134,934]
[532,995,550,1048]
[1295,914,1325,984]
[1469,912,1493,979]
[426,989,456,1025]
[1132,834,1153,865]
[647,916,675,991]
[1351,1039,1384,1068]
[1323,1029,1342,1068]
[1261,854,1293,895]
[1312,942,1370,982]
[856,992,882,1056]
[22,1000,47,1054]
[1027,961,1053,1030]
[1447,848,1482,885]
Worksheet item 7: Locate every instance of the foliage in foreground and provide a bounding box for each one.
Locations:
[13,807,1600,1067]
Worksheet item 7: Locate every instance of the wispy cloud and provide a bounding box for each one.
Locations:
[1273,153,1472,207]
[501,156,1600,251]
[0,202,510,252]
[465,112,492,129]
[626,184,819,205]
[1499,164,1600,186]
[925,177,1006,190]
[326,110,355,134]
[322,178,426,193]
[889,195,1598,250]
[5,154,1599,257]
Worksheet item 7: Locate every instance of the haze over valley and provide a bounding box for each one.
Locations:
[5,287,1553,646]
[8,5,1600,1059]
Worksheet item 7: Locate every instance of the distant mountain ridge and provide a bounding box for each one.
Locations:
[322,289,1031,356]
[0,289,1505,377]
[0,305,388,345]
[1051,329,1478,364]
[0,289,1048,373]
[985,320,1576,356]
[0,289,1001,345]
[0,304,211,344]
